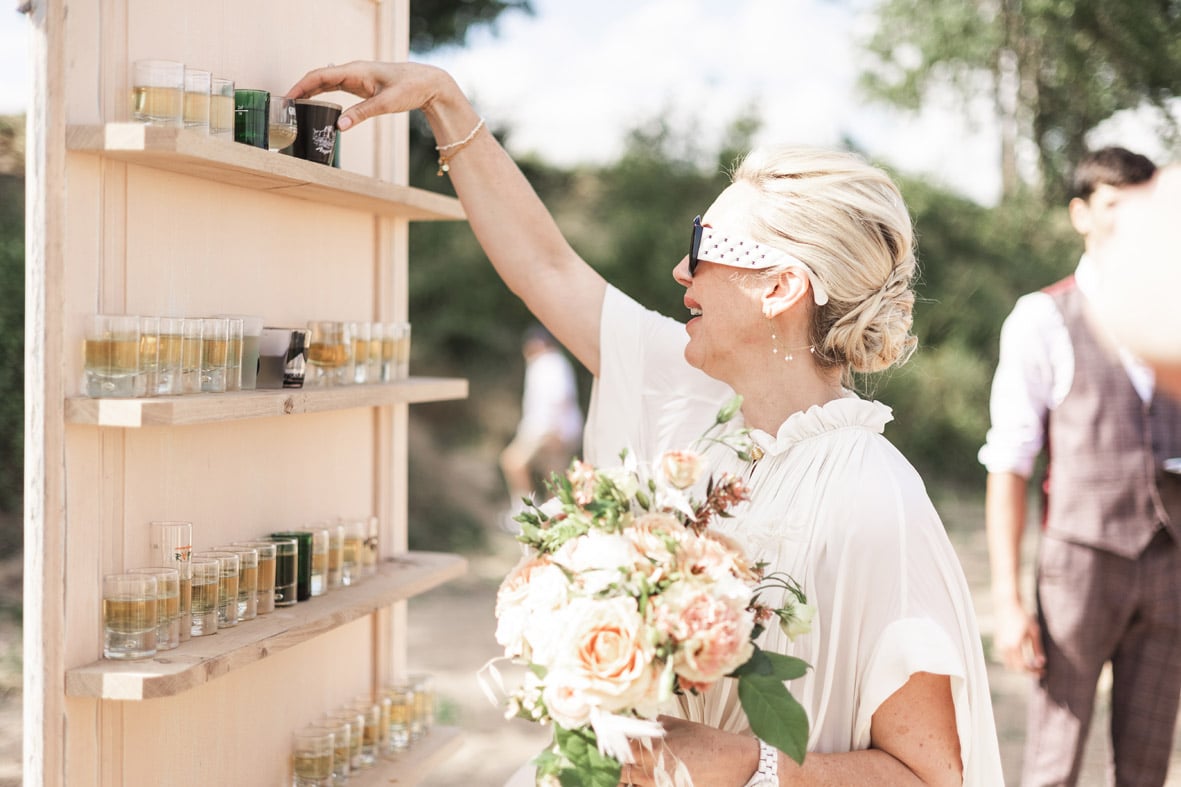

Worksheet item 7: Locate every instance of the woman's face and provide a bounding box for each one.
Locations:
[674,184,770,382]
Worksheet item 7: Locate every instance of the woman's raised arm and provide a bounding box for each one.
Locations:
[288,61,608,375]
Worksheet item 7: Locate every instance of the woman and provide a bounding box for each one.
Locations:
[288,61,1003,786]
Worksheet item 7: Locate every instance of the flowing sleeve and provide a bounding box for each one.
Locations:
[583,286,732,467]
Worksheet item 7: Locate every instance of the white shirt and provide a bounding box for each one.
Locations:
[584,286,1004,785]
[517,347,583,445]
[978,256,1156,477]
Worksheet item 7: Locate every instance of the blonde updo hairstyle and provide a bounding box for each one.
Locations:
[732,145,918,374]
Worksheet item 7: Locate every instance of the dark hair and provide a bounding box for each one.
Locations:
[1072,146,1156,201]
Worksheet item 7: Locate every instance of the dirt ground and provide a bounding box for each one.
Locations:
[4,496,1181,786]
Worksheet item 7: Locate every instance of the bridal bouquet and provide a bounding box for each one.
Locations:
[489,397,814,787]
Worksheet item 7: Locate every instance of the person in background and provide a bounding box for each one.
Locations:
[499,324,584,518]
[980,146,1181,786]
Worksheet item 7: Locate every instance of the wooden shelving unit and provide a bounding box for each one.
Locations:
[65,378,469,428]
[66,552,467,700]
[66,124,466,221]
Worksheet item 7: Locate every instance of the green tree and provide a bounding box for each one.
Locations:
[0,115,24,544]
[409,0,533,53]
[862,0,1181,202]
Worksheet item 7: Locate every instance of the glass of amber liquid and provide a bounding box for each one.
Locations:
[83,314,141,398]
[216,545,258,621]
[103,573,157,659]
[149,520,192,641]
[292,727,335,787]
[306,320,351,387]
[268,96,298,152]
[131,59,184,126]
[210,77,235,137]
[128,567,180,650]
[188,558,220,636]
[200,317,230,393]
[232,540,277,614]
[193,551,239,628]
[183,67,211,131]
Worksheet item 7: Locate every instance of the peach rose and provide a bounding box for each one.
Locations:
[660,450,705,490]
[548,596,658,715]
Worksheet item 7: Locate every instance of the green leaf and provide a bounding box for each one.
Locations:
[761,650,809,682]
[738,674,809,765]
[554,726,622,787]
[729,647,773,677]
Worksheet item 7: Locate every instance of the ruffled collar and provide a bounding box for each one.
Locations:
[740,393,894,457]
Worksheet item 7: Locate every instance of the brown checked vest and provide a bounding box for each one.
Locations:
[1043,276,1181,558]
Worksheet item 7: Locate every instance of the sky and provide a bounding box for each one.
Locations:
[1,0,1174,205]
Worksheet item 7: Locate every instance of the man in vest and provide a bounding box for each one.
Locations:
[980,146,1181,786]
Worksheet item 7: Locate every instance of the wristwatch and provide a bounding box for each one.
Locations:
[741,738,778,786]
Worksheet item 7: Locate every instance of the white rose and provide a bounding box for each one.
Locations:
[552,531,642,595]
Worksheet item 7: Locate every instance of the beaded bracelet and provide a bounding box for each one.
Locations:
[435,117,486,176]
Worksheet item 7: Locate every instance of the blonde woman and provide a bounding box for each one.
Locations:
[289,62,1003,786]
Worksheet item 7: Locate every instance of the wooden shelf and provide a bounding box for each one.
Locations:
[350,726,463,786]
[66,552,468,700]
[66,123,466,222]
[65,377,468,427]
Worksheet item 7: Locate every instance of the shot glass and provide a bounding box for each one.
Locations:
[83,314,141,398]
[103,573,158,659]
[310,720,349,785]
[189,557,220,636]
[326,524,344,591]
[310,528,329,597]
[364,515,380,578]
[224,315,264,390]
[269,537,299,606]
[138,316,161,396]
[193,551,239,628]
[271,531,312,602]
[268,96,298,152]
[341,518,365,587]
[350,321,371,385]
[367,322,384,383]
[326,709,365,772]
[392,322,411,380]
[183,67,211,131]
[221,317,244,392]
[291,727,335,787]
[306,320,350,387]
[233,88,270,149]
[348,697,382,768]
[154,316,185,395]
[232,540,276,614]
[131,59,184,126]
[410,673,436,733]
[179,317,203,394]
[149,521,192,642]
[200,317,229,393]
[215,545,258,621]
[210,77,235,137]
[128,567,180,650]
[382,683,414,753]
[292,99,341,165]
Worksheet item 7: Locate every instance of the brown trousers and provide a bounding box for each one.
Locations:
[1023,530,1181,786]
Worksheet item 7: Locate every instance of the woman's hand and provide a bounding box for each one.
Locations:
[618,716,758,787]
[286,61,459,132]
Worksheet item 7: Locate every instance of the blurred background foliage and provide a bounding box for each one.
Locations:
[3,0,1174,554]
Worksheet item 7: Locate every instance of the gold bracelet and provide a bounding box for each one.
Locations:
[435,117,486,176]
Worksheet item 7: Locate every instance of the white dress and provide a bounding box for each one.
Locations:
[577,286,1005,785]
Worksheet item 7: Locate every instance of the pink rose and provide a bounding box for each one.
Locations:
[656,586,755,687]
